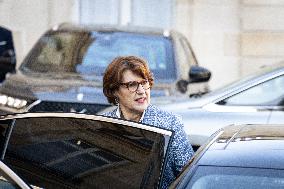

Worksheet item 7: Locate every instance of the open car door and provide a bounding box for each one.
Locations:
[0,113,173,189]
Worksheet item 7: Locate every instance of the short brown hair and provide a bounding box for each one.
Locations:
[103,56,154,105]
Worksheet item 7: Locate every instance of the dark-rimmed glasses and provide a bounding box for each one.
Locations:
[120,79,150,92]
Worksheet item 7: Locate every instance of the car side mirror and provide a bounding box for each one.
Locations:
[176,66,211,94]
[189,65,211,83]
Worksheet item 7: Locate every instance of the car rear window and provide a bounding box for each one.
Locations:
[21,30,176,80]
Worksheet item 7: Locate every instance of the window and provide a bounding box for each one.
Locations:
[218,75,284,106]
[79,31,176,79]
[80,0,119,25]
[186,166,284,189]
[4,117,170,188]
[79,0,173,29]
[23,31,176,80]
[131,0,173,28]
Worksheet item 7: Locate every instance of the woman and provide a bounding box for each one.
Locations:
[102,56,194,188]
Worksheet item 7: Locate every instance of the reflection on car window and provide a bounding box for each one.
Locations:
[4,117,169,189]
[218,75,284,106]
[186,166,284,189]
[22,31,176,80]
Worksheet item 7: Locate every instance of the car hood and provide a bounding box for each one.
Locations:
[1,73,107,104]
[1,72,176,104]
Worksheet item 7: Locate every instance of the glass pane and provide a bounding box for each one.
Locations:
[132,0,173,28]
[80,0,119,25]
[21,31,176,81]
[4,117,170,189]
[186,166,284,189]
[219,75,284,106]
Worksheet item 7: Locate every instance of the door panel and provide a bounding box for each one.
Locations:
[1,116,172,189]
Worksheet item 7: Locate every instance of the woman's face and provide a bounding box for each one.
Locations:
[114,70,151,117]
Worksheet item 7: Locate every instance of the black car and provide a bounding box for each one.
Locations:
[0,112,173,188]
[172,124,284,189]
[0,23,211,115]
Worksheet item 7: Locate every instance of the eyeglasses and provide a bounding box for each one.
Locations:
[120,79,150,92]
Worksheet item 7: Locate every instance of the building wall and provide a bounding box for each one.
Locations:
[175,0,241,89]
[1,0,284,89]
[176,0,284,89]
[240,0,284,75]
[0,0,77,64]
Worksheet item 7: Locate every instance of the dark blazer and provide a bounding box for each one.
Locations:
[0,26,15,57]
[102,104,194,188]
[0,26,16,81]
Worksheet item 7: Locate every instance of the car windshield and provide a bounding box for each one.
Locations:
[185,166,284,189]
[21,30,176,81]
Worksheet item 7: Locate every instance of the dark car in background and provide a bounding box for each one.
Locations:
[0,23,211,115]
[172,124,284,189]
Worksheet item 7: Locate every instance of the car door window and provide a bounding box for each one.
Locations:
[2,116,171,189]
[218,75,284,106]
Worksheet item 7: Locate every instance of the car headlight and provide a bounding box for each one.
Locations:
[0,94,27,109]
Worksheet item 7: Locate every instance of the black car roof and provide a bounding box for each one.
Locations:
[198,124,284,169]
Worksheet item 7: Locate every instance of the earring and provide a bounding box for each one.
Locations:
[115,96,119,105]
